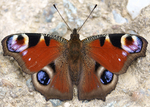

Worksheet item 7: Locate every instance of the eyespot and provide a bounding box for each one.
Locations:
[37,70,50,85]
[6,34,29,52]
[100,70,113,85]
[121,34,143,53]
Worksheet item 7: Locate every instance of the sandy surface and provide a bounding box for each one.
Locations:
[0,0,150,107]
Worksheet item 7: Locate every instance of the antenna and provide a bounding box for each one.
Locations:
[53,4,97,33]
[78,4,97,32]
[53,4,72,32]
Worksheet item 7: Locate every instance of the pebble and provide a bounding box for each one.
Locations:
[26,78,34,92]
[49,99,62,107]
[112,10,128,24]
[1,79,14,88]
[63,0,77,14]
[127,0,150,19]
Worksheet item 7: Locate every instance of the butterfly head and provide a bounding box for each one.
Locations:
[70,28,79,40]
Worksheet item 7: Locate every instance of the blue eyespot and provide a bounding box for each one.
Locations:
[37,70,50,85]
[6,35,28,52]
[100,70,113,85]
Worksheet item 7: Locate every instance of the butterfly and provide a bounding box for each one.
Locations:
[1,27,148,101]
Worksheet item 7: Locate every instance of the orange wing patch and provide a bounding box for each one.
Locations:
[88,39,129,73]
[20,39,62,72]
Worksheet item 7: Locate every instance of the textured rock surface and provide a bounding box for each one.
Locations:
[0,0,150,107]
[127,0,150,19]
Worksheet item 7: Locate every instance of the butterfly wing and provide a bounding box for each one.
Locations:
[1,33,73,100]
[32,54,73,100]
[78,34,147,100]
[78,54,118,100]
[82,34,148,74]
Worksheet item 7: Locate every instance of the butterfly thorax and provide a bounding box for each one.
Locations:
[67,29,82,84]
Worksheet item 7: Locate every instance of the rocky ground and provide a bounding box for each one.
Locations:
[0,0,150,107]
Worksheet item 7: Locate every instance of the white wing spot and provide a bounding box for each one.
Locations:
[122,51,127,57]
[22,50,28,56]
[28,58,31,61]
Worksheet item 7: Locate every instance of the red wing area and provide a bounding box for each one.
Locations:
[80,69,100,93]
[87,39,129,73]
[1,34,66,74]
[20,39,62,72]
[50,69,70,93]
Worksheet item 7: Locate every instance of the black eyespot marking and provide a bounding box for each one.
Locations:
[27,33,41,48]
[99,37,105,46]
[37,70,50,85]
[126,36,132,41]
[17,35,24,40]
[44,36,51,46]
[100,70,113,85]
[109,34,122,49]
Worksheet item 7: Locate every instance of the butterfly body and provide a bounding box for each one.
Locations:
[67,29,82,84]
[1,28,148,101]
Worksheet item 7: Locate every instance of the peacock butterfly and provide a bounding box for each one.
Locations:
[1,5,148,101]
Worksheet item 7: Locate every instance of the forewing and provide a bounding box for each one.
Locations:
[1,33,67,74]
[82,34,148,74]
